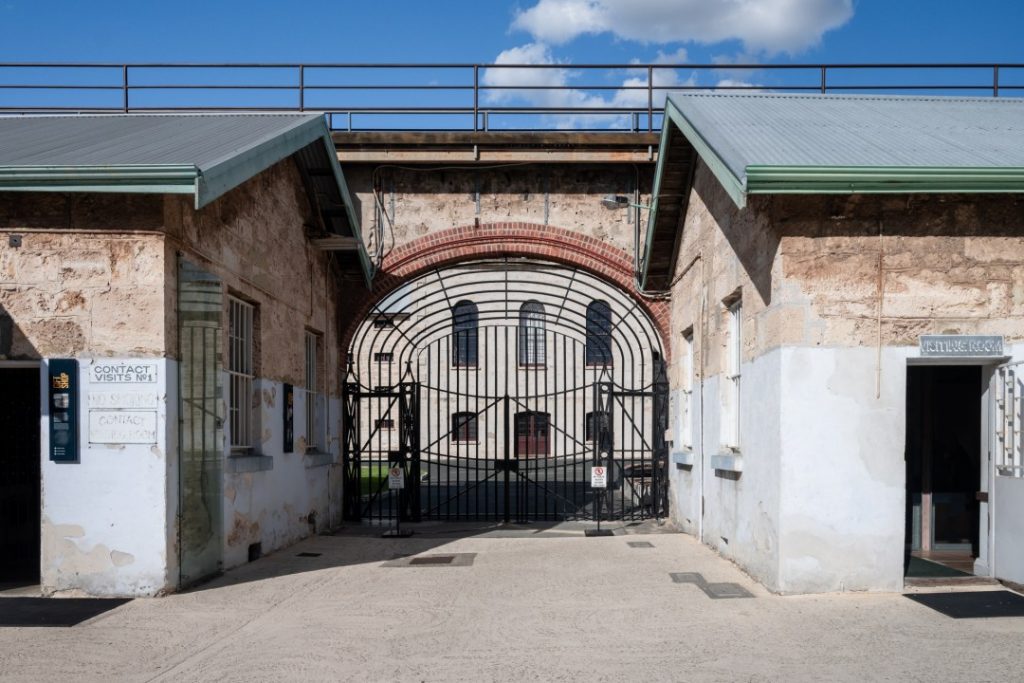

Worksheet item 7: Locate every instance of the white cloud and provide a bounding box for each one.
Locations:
[481,43,695,129]
[512,0,853,55]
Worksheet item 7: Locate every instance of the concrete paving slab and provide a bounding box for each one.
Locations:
[1,529,1022,682]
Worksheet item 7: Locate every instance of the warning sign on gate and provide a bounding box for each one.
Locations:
[591,466,607,488]
[388,465,405,490]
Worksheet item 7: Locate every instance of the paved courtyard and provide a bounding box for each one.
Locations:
[1,524,1023,682]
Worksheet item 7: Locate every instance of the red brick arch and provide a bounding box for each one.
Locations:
[339,222,670,362]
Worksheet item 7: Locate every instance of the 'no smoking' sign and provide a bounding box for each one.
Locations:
[591,466,607,488]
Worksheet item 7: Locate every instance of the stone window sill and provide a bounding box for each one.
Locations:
[227,453,274,474]
[304,451,335,469]
[672,450,695,467]
[710,453,743,473]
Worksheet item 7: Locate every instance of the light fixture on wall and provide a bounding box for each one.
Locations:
[600,194,650,210]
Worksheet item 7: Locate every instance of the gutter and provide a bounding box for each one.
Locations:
[746,165,1024,195]
[0,164,198,194]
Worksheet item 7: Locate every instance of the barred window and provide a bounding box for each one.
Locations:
[518,301,546,366]
[452,300,479,367]
[228,297,254,450]
[585,300,613,366]
[451,412,478,442]
[304,331,323,452]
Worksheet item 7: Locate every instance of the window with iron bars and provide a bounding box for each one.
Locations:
[451,412,478,443]
[228,296,255,451]
[720,297,741,451]
[304,331,324,452]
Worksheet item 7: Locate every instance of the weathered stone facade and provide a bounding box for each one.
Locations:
[667,159,1024,593]
[0,158,346,596]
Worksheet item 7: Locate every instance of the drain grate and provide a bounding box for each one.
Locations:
[703,582,754,599]
[296,552,322,558]
[409,555,456,565]
[383,552,477,568]
[669,572,754,599]
[627,541,654,548]
[670,572,708,586]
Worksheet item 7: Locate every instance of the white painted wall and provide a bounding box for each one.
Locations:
[994,476,1024,585]
[776,347,906,593]
[220,376,341,571]
[41,357,175,597]
[672,339,1024,594]
[670,350,783,590]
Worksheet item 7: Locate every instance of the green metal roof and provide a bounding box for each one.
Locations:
[641,93,1024,289]
[0,113,372,284]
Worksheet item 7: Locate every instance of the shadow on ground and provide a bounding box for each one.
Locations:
[185,518,679,593]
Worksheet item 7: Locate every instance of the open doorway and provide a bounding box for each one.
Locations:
[0,366,41,587]
[905,365,983,578]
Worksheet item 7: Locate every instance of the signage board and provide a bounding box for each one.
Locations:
[49,359,79,462]
[88,410,158,444]
[388,465,405,490]
[89,362,158,384]
[591,465,608,488]
[920,335,1004,357]
[88,391,160,409]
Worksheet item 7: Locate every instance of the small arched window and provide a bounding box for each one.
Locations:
[518,301,546,366]
[452,300,478,367]
[585,300,613,366]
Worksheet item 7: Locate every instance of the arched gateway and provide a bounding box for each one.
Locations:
[342,259,668,524]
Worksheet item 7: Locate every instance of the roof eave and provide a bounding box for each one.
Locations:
[639,99,742,291]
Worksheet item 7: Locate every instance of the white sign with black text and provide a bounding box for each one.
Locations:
[388,465,405,490]
[591,465,608,489]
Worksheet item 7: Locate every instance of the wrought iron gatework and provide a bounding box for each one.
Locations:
[342,259,668,524]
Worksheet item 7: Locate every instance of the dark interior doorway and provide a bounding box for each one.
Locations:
[0,366,41,584]
[905,365,982,578]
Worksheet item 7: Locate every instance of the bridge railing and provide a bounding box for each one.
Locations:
[0,62,1021,131]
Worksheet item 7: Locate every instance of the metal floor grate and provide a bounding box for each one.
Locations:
[409,555,456,565]
[627,541,654,548]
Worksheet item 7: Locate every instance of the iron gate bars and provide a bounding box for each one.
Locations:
[343,259,668,523]
[0,62,1021,131]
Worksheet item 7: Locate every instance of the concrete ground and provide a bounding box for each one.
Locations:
[2,523,1023,682]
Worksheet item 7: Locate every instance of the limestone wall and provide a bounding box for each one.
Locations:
[0,193,166,360]
[344,164,652,263]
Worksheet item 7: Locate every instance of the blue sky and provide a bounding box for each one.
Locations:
[2,1,1021,63]
[1,1,1021,127]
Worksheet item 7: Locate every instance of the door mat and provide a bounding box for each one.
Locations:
[0,597,131,627]
[905,556,971,579]
[906,590,1024,619]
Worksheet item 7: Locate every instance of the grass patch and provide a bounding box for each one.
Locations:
[361,463,390,493]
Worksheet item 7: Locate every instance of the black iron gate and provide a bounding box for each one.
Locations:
[343,260,668,524]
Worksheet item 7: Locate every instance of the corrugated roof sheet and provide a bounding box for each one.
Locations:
[0,113,318,168]
[666,92,1024,186]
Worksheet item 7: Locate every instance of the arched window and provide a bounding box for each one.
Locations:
[518,301,546,366]
[452,300,478,367]
[515,411,550,457]
[585,300,613,366]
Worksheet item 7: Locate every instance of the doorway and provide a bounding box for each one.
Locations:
[0,366,41,584]
[905,365,983,578]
